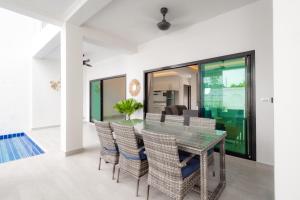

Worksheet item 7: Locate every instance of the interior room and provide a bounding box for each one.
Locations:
[146,66,198,113]
[90,75,126,122]
[0,0,299,200]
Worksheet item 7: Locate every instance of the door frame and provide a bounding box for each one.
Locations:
[183,84,192,109]
[89,74,127,122]
[143,51,256,160]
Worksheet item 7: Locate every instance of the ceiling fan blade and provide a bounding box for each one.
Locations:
[83,63,93,67]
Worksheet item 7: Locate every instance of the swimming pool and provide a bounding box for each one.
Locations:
[0,133,44,164]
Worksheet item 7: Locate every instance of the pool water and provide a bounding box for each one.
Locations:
[0,133,44,164]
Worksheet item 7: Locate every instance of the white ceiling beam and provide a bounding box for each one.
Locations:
[64,0,112,26]
[82,27,137,53]
[32,24,60,59]
[0,1,62,26]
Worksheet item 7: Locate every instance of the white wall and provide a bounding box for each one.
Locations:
[274,0,300,199]
[31,24,60,58]
[31,58,61,128]
[0,8,38,133]
[85,0,274,165]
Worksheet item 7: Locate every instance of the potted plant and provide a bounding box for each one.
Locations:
[113,98,143,120]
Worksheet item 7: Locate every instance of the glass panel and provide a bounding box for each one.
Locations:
[200,57,247,155]
[90,80,101,122]
[103,77,126,122]
[146,67,198,114]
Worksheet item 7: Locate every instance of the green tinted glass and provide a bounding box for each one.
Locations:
[91,80,101,122]
[200,57,247,155]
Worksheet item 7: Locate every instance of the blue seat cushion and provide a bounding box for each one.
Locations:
[120,147,147,161]
[139,148,147,160]
[181,156,200,178]
[104,146,119,154]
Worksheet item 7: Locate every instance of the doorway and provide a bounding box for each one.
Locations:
[90,75,126,122]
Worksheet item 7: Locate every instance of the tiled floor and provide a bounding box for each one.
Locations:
[0,123,274,200]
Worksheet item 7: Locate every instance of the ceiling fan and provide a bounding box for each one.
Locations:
[157,7,171,31]
[83,54,93,67]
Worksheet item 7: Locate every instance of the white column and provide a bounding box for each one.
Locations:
[274,0,300,199]
[60,23,83,155]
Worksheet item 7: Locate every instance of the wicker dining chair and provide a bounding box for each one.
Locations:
[142,130,200,200]
[189,117,216,130]
[94,121,119,180]
[189,117,216,176]
[145,113,162,122]
[111,122,148,196]
[164,115,184,126]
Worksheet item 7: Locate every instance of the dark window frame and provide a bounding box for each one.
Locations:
[143,51,256,161]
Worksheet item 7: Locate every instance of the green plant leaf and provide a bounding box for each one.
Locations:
[113,98,143,119]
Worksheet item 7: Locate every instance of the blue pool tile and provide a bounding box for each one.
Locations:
[0,133,44,164]
[4,139,15,161]
[8,140,20,160]
[21,136,39,156]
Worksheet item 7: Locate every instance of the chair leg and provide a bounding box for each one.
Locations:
[136,178,140,197]
[116,167,121,183]
[112,164,116,180]
[98,157,102,170]
[146,185,150,200]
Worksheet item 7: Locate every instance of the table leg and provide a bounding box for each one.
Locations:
[200,151,208,200]
[209,138,226,200]
[220,138,226,184]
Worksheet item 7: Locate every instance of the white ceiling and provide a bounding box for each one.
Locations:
[46,41,122,63]
[83,42,123,62]
[0,0,259,61]
[0,0,77,24]
[84,0,258,45]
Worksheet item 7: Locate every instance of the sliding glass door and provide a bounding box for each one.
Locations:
[90,76,126,122]
[199,56,253,158]
[143,51,255,160]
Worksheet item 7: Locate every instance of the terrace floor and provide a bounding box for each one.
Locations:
[0,123,274,200]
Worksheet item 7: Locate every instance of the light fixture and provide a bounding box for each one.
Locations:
[157,7,171,31]
[153,71,178,77]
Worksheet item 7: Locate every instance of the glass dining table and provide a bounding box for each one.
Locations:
[115,119,227,200]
